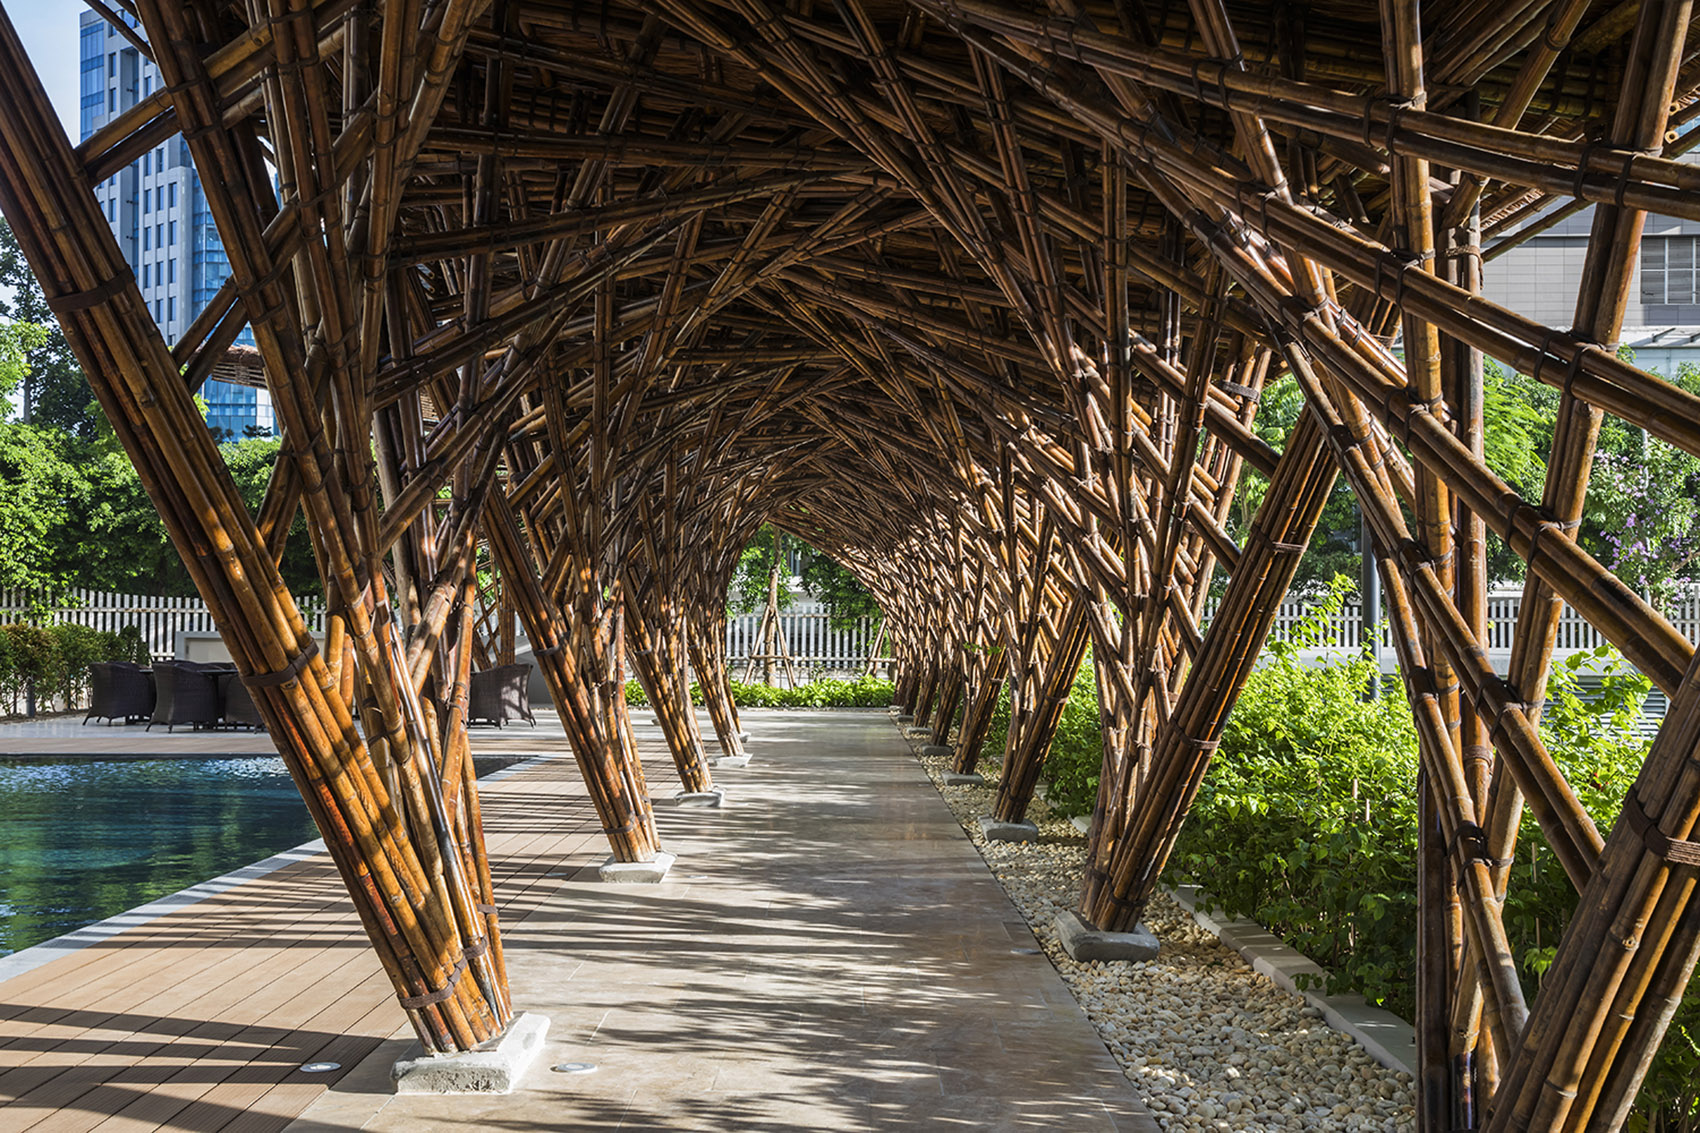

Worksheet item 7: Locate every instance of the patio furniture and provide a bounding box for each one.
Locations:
[218,672,267,731]
[84,662,155,724]
[148,660,226,732]
[468,664,536,728]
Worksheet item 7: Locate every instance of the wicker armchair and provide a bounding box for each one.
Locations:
[219,673,267,731]
[84,662,155,724]
[148,661,226,732]
[468,664,537,727]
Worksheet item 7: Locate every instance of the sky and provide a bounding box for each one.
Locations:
[7,8,84,141]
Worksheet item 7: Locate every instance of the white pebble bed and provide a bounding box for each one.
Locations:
[905,724,1416,1132]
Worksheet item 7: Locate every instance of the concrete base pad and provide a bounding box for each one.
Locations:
[942,771,985,786]
[895,714,914,723]
[1053,910,1160,963]
[978,817,1040,843]
[598,851,676,883]
[904,727,933,739]
[711,753,751,769]
[737,730,750,743]
[920,744,953,757]
[671,788,727,808]
[391,1011,550,1094]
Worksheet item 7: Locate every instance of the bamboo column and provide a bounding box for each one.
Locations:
[0,11,510,1054]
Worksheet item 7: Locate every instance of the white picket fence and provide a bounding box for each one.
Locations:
[1252,588,1700,655]
[6,586,1693,672]
[725,607,882,670]
[0,589,326,661]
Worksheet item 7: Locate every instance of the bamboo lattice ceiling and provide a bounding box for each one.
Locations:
[2,0,1700,1129]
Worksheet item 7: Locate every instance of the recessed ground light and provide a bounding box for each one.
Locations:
[300,1061,341,1073]
[1010,947,1041,955]
[552,1062,598,1074]
[686,874,710,879]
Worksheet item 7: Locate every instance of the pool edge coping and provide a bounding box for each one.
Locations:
[0,749,561,986]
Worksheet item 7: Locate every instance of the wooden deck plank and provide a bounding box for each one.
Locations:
[0,726,600,1133]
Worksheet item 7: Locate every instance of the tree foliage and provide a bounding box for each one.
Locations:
[0,425,320,599]
[1239,358,1691,601]
[725,525,884,630]
[0,218,102,437]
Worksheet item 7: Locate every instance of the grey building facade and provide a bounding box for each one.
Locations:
[77,11,273,439]
[1484,203,1700,380]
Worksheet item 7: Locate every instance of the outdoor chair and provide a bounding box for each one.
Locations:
[84,662,155,724]
[148,660,225,732]
[218,672,267,731]
[468,664,537,728]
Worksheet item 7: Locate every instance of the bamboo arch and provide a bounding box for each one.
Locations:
[1,1,1698,1127]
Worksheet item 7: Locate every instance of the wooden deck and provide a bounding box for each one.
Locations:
[2,710,1154,1132]
[0,719,608,1133]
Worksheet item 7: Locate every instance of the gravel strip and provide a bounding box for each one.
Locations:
[901,720,1416,1132]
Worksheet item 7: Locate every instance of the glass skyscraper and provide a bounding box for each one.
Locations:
[77,11,274,440]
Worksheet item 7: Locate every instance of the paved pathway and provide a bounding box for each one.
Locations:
[1,709,1154,1131]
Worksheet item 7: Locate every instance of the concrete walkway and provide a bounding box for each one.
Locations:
[1,709,1154,1131]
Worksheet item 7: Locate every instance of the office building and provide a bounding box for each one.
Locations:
[77,11,273,439]
[1485,198,1700,380]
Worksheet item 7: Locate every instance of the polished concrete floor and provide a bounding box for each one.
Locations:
[293,710,1156,1132]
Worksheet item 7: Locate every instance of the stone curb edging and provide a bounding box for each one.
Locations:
[1165,884,1418,1078]
[0,837,330,985]
[1059,796,1416,1077]
[899,719,1416,1082]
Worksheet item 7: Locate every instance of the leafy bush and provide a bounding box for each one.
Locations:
[1159,584,1691,1126]
[48,624,111,711]
[0,620,149,715]
[1035,662,1103,817]
[0,623,59,714]
[625,675,895,710]
[1169,582,1420,1013]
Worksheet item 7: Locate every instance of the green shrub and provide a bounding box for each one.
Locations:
[0,623,59,714]
[1036,662,1104,817]
[1169,580,1421,1013]
[49,624,111,710]
[1158,582,1691,1125]
[0,619,150,714]
[114,623,150,666]
[626,675,894,710]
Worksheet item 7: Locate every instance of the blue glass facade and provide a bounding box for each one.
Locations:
[79,13,270,440]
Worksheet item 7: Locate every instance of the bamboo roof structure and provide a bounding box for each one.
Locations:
[2,0,1700,1127]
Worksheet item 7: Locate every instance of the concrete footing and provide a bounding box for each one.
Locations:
[942,771,984,786]
[895,714,914,723]
[919,743,952,757]
[904,727,933,739]
[711,753,751,769]
[391,1011,550,1094]
[1053,910,1160,963]
[671,788,727,808]
[737,730,750,743]
[978,817,1040,843]
[598,851,676,883]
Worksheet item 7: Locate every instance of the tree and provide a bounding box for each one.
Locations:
[0,422,84,598]
[727,524,793,615]
[798,544,882,629]
[1235,363,1561,595]
[0,217,102,437]
[0,424,321,600]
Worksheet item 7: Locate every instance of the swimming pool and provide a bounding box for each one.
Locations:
[0,754,522,956]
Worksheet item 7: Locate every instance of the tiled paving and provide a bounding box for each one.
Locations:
[0,715,276,757]
[1,709,1155,1131]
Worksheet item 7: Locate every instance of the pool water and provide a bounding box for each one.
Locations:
[0,754,524,956]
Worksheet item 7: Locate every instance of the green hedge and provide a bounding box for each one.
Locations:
[1025,583,1695,1125]
[0,621,149,715]
[624,675,895,710]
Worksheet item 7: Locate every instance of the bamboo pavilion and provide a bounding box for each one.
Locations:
[1,1,1698,1128]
